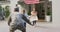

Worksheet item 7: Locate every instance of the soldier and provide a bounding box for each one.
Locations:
[8,4,33,32]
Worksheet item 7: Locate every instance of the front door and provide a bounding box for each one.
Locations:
[35,3,45,20]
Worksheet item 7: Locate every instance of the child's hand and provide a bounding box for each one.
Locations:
[28,16,31,19]
[31,24,34,26]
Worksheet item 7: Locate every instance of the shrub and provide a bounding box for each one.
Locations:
[5,6,10,18]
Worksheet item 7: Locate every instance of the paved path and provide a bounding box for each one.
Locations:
[0,21,60,32]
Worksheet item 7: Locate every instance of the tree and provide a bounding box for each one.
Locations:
[5,6,10,18]
[0,5,2,12]
[0,5,3,15]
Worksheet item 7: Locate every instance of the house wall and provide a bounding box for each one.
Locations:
[52,0,60,26]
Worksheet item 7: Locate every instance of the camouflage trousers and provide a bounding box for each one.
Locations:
[9,24,26,32]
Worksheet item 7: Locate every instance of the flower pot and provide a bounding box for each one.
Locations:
[45,15,50,22]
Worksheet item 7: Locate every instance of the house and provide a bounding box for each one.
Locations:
[18,0,52,22]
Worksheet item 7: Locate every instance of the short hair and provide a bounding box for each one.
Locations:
[14,7,19,12]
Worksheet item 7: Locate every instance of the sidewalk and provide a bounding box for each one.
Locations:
[26,22,60,32]
[0,21,60,32]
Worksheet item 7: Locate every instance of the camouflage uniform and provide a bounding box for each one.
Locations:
[8,12,32,32]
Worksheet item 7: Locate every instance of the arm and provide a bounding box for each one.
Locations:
[22,15,32,25]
